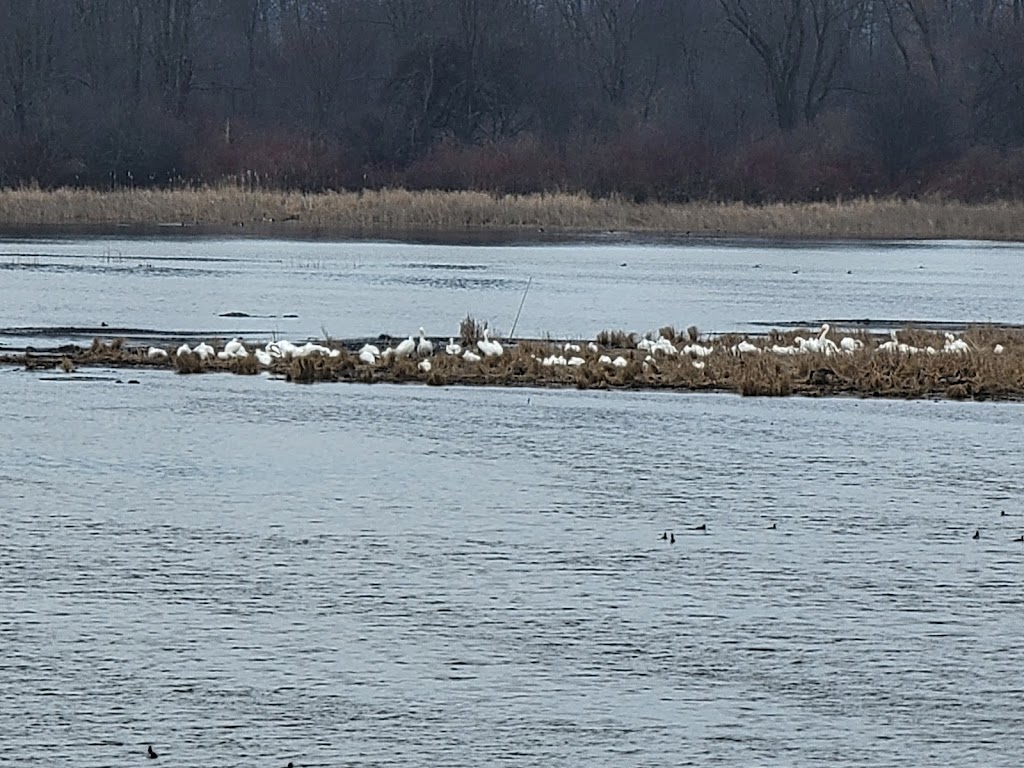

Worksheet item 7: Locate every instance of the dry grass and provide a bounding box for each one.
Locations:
[3,187,1024,239]
[459,314,489,346]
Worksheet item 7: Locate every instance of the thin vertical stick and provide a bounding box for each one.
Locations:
[509,277,532,339]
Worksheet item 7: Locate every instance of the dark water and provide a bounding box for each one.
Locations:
[2,367,1024,767]
[3,234,1024,348]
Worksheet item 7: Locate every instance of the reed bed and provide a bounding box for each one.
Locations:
[7,325,1024,401]
[2,187,1024,239]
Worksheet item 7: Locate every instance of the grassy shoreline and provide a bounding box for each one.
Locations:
[2,188,1024,240]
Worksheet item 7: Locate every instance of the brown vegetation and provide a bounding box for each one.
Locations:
[7,326,1024,402]
[3,188,1024,240]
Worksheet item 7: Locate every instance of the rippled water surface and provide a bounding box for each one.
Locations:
[3,234,1024,346]
[2,368,1024,767]
[3,233,1024,767]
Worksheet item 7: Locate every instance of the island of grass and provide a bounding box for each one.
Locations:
[6,320,1024,402]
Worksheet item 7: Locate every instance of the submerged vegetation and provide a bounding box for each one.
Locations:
[3,188,1024,240]
[8,322,1024,402]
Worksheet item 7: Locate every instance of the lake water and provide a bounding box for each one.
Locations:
[2,233,1024,347]
[2,234,1024,767]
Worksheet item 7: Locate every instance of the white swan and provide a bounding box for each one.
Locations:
[176,343,192,357]
[254,348,273,366]
[840,337,862,353]
[612,356,629,368]
[147,346,168,359]
[994,343,1005,355]
[943,332,970,354]
[877,330,900,353]
[193,342,215,360]
[359,343,381,358]
[587,342,599,353]
[417,327,434,357]
[445,338,462,356]
[731,340,760,355]
[477,329,503,357]
[462,350,482,362]
[418,359,432,373]
[567,356,586,366]
[395,335,416,358]
[224,338,247,358]
[359,349,377,365]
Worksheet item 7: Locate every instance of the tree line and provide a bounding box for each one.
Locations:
[2,0,1023,201]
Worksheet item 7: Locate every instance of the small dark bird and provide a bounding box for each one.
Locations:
[660,531,668,540]
[1014,535,1024,542]
[792,269,800,274]
[769,523,777,530]
[693,523,707,532]
[846,269,852,274]
[973,529,980,539]
[147,746,158,759]
[1001,510,1007,516]
[670,533,675,544]
[286,763,294,768]
[620,262,627,267]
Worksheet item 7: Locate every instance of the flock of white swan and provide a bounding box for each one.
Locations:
[143,323,1002,372]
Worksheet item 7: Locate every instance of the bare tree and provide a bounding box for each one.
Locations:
[718,0,865,130]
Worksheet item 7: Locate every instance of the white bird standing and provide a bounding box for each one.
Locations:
[395,335,416,358]
[417,327,434,357]
[477,329,503,357]
[445,338,462,356]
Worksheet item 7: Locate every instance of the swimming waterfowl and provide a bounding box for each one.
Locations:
[670,533,675,544]
[660,531,668,540]
[973,529,980,539]
[693,524,707,532]
[147,745,158,759]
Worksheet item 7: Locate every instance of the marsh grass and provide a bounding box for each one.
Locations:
[459,314,489,347]
[4,187,1024,239]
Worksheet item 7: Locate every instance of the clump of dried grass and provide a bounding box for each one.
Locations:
[459,314,488,347]
[173,352,206,374]
[595,329,634,348]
